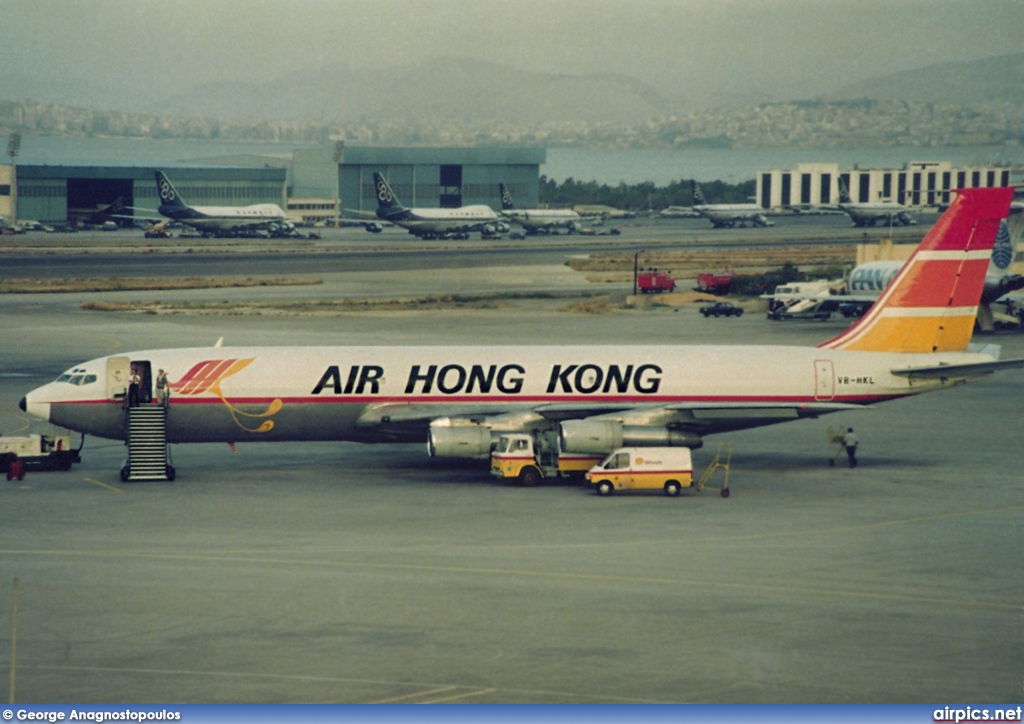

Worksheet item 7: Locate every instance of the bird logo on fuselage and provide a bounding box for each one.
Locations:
[169,358,281,433]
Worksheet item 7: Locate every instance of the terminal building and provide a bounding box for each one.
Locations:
[757,161,1013,210]
[0,144,545,227]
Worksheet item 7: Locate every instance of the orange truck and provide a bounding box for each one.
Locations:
[490,432,603,486]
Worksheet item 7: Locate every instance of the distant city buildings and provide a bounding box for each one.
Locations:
[0,97,1021,151]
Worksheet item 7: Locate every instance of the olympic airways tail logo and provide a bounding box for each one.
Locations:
[992,220,1012,270]
[169,358,282,433]
[158,178,176,203]
[375,177,393,204]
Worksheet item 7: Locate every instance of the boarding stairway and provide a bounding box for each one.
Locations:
[122,404,174,481]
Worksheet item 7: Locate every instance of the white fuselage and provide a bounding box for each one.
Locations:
[22,344,986,446]
[173,204,289,232]
[839,202,913,227]
[388,205,501,235]
[695,204,772,227]
[502,208,580,232]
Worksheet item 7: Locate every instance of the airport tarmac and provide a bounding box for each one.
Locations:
[0,249,1021,703]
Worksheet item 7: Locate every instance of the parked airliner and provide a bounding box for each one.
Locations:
[764,212,1024,324]
[155,170,295,237]
[499,183,580,234]
[692,182,774,228]
[834,178,916,228]
[19,188,1022,479]
[364,172,508,239]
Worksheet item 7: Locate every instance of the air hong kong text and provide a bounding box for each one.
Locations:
[311,363,663,396]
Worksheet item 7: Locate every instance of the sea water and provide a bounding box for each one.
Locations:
[15,135,1022,186]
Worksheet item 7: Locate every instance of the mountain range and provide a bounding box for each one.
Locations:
[3,52,1022,128]
[828,52,1024,108]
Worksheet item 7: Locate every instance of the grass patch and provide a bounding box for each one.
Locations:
[3,277,322,294]
[568,245,856,275]
[79,290,619,316]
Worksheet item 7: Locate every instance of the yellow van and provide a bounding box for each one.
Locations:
[586,447,693,496]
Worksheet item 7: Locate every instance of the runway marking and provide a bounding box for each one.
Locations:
[422,688,496,703]
[0,413,32,435]
[19,665,656,703]
[83,477,125,493]
[0,503,1020,614]
[251,502,1023,555]
[369,685,457,703]
[373,503,1024,553]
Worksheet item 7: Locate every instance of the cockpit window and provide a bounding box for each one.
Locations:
[56,369,96,385]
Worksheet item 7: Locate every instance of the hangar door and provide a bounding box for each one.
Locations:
[67,178,134,226]
[440,165,462,208]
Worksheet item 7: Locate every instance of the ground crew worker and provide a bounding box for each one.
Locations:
[843,427,859,468]
[155,369,169,406]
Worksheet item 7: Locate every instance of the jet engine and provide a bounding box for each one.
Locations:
[427,421,495,460]
[364,222,383,233]
[268,221,296,237]
[559,420,702,454]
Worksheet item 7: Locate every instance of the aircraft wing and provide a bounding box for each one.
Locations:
[355,398,866,443]
[341,208,380,221]
[642,400,864,434]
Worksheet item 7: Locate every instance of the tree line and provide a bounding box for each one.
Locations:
[538,176,757,211]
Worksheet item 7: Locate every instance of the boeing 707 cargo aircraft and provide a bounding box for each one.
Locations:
[19,188,1023,480]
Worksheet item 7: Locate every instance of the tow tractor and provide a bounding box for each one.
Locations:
[0,433,82,472]
[490,432,604,486]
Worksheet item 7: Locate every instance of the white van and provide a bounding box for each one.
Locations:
[586,447,693,496]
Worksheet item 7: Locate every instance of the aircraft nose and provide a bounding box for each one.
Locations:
[20,391,51,422]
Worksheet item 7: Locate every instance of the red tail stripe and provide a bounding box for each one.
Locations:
[171,359,237,395]
[884,258,990,308]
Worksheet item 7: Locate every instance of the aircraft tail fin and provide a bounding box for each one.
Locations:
[372,172,407,218]
[155,170,188,212]
[819,187,1014,353]
[499,183,516,211]
[692,182,706,206]
[837,178,853,204]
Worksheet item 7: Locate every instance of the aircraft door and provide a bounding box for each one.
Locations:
[106,356,131,401]
[814,359,835,401]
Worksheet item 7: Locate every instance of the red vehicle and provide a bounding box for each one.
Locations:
[637,270,676,293]
[695,269,735,295]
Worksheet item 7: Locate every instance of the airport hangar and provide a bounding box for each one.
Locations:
[2,145,546,226]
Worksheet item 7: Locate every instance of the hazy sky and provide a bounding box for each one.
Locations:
[2,0,1022,101]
